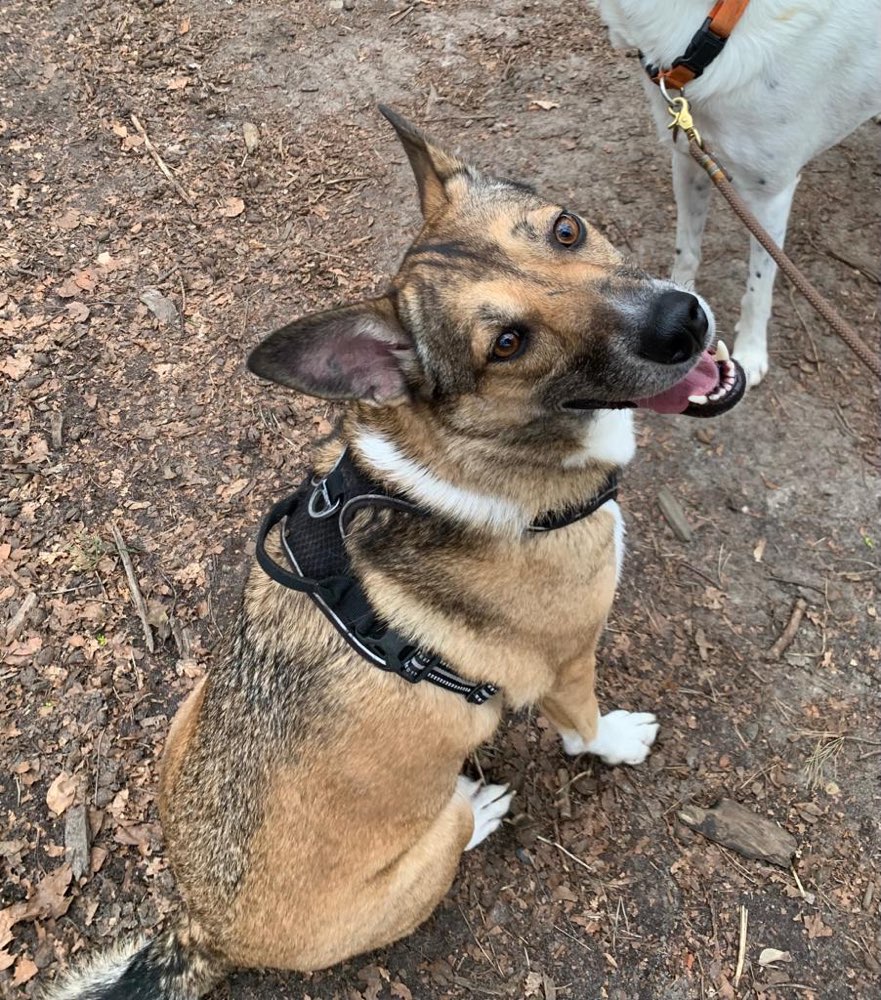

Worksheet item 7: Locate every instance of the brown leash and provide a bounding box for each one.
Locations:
[666,93,881,382]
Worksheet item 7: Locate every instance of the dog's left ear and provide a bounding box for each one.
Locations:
[379,104,468,220]
[247,296,415,405]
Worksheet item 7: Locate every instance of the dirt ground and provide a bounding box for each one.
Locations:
[2,1,880,998]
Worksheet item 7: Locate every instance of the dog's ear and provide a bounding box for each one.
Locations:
[379,104,467,220]
[247,297,415,405]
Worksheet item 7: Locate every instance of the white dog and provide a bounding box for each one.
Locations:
[595,0,881,386]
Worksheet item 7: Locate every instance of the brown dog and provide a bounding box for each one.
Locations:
[47,108,743,999]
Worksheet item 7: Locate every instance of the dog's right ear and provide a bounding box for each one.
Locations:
[247,297,416,405]
[379,104,467,220]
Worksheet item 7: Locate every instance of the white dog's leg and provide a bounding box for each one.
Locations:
[733,177,799,387]
[670,146,712,288]
[560,709,659,766]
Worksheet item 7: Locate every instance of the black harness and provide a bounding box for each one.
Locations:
[255,449,618,705]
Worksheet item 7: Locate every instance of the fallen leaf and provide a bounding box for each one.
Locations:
[525,970,544,996]
[759,948,792,966]
[56,209,81,231]
[46,771,77,816]
[13,956,38,985]
[753,537,767,562]
[219,196,245,218]
[0,864,73,954]
[167,75,190,91]
[0,354,32,381]
[66,301,90,323]
[179,15,191,33]
[217,477,249,500]
[803,912,833,939]
[530,99,560,111]
[139,288,178,326]
[390,983,413,1000]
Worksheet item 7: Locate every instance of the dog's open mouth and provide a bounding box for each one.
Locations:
[634,341,746,418]
[564,341,747,418]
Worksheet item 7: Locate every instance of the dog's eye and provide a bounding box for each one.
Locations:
[553,213,583,248]
[491,328,525,361]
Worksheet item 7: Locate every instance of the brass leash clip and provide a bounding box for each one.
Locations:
[666,95,702,146]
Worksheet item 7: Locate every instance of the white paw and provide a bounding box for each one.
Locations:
[456,776,513,850]
[562,710,659,766]
[732,339,769,388]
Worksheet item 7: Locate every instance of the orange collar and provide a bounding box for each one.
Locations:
[643,0,750,91]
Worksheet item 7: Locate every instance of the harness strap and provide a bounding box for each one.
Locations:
[643,0,750,91]
[529,472,618,532]
[255,447,619,707]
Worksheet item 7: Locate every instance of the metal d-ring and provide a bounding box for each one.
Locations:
[659,75,678,108]
[307,477,341,519]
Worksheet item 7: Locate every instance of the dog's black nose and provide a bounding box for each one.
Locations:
[638,290,708,365]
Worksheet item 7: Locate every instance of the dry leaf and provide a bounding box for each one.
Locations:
[803,912,833,939]
[46,771,77,816]
[179,15,191,33]
[217,477,249,500]
[753,537,767,562]
[67,301,91,323]
[758,948,792,966]
[530,99,560,111]
[525,970,544,996]
[139,288,178,326]
[56,209,81,231]
[219,196,245,218]
[13,956,38,985]
[0,864,73,954]
[167,75,190,91]
[0,354,33,381]
[390,983,413,1000]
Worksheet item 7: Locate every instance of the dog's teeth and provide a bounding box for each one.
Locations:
[688,394,709,405]
[714,340,730,362]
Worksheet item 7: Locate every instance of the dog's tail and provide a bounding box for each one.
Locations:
[43,922,227,1000]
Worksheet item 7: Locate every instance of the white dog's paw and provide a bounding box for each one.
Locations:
[456,776,513,850]
[560,710,659,766]
[732,341,769,388]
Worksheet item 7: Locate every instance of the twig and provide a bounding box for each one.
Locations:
[657,486,693,542]
[734,905,748,987]
[5,592,38,639]
[535,835,595,872]
[766,598,807,660]
[130,114,195,206]
[389,4,414,22]
[790,865,810,901]
[110,522,155,653]
[820,242,880,285]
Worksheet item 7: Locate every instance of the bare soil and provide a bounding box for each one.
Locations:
[1,2,879,998]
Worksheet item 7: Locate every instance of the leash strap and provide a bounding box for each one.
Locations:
[642,0,750,91]
[661,93,881,383]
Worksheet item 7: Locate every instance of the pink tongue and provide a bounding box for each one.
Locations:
[634,350,719,414]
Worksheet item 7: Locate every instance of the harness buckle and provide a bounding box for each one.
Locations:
[672,16,727,79]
